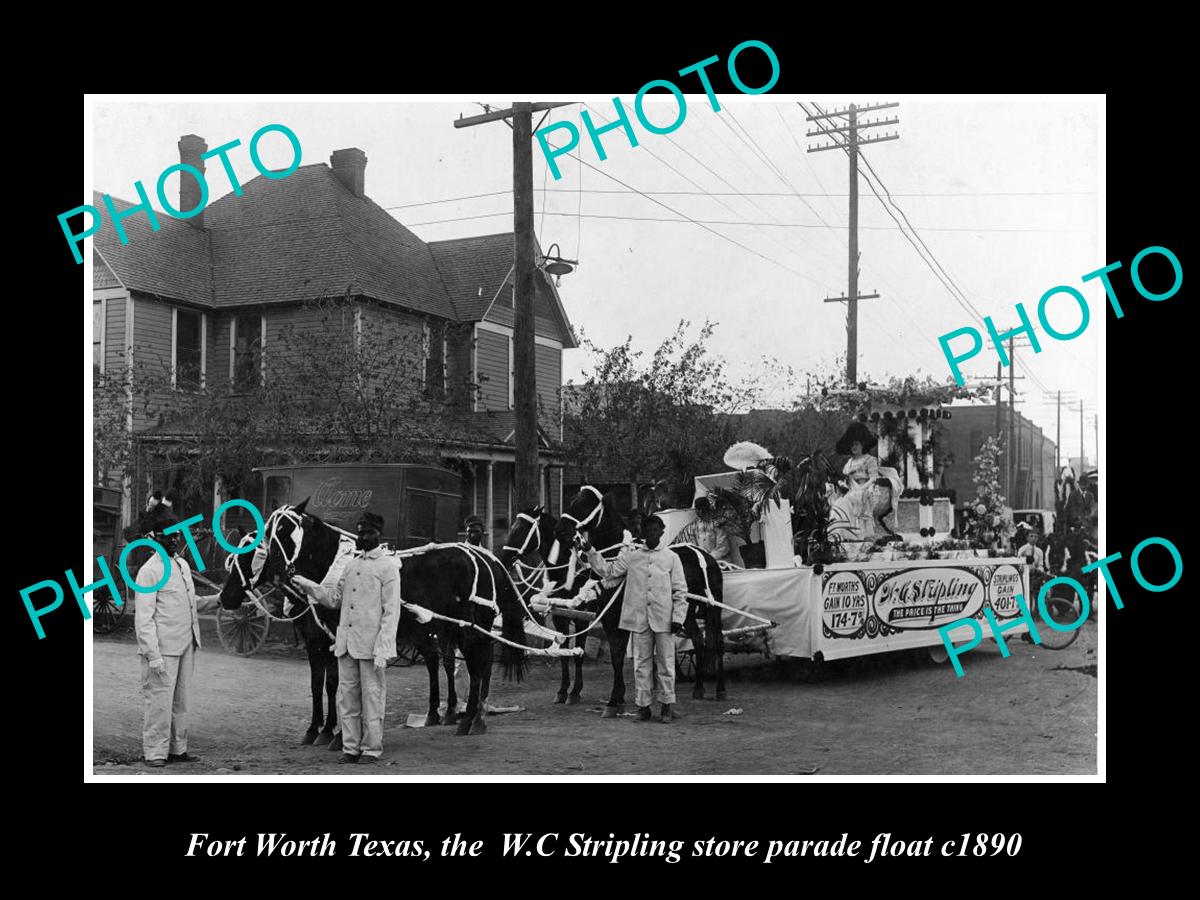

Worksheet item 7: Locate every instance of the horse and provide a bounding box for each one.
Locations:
[218,523,344,748]
[221,500,526,736]
[499,504,603,708]
[502,488,728,715]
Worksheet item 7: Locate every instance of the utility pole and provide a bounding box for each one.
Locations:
[1056,389,1062,470]
[1079,399,1085,470]
[1008,336,1016,503]
[1094,412,1099,471]
[807,102,899,385]
[994,362,1004,439]
[454,101,572,511]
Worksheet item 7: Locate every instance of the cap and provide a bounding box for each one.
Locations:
[357,511,385,532]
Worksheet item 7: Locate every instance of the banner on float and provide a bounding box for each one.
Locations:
[817,558,1028,660]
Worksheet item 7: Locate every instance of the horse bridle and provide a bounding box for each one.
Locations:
[224,505,304,591]
[559,485,604,537]
[502,511,543,558]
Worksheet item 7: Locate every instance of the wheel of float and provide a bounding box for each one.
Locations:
[928,645,949,665]
[217,603,270,656]
[1038,594,1082,650]
[93,589,127,635]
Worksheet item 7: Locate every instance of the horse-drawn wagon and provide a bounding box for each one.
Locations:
[213,463,464,657]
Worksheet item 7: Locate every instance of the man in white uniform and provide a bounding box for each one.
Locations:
[293,511,401,763]
[134,517,219,767]
[587,515,689,723]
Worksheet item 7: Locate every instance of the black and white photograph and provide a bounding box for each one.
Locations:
[82,94,1104,778]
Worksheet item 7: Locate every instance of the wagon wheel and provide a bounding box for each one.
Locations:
[93,589,127,635]
[1037,594,1082,650]
[676,648,696,682]
[217,603,270,656]
[389,644,423,668]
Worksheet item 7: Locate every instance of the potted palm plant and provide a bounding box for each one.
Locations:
[701,481,761,567]
[790,449,848,565]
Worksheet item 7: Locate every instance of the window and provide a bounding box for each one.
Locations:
[232,313,264,390]
[424,321,446,401]
[174,309,203,391]
[969,427,985,460]
[93,301,104,371]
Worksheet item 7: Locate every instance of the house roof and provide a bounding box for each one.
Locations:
[428,232,578,346]
[428,232,514,320]
[93,162,575,343]
[204,164,456,318]
[92,195,212,306]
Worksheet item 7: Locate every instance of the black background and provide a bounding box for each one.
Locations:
[16,22,1183,880]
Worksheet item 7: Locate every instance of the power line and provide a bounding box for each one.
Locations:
[579,102,829,285]
[814,105,1065,395]
[386,187,1096,208]
[856,146,989,322]
[404,208,1086,233]
[799,101,984,327]
[729,105,949,368]
[383,190,510,210]
[548,136,825,284]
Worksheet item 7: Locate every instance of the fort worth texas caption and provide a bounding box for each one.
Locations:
[188,832,1023,863]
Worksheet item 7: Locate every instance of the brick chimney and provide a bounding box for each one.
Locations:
[330,148,367,198]
[177,134,208,228]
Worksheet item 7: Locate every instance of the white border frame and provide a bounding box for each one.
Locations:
[83,93,1106,786]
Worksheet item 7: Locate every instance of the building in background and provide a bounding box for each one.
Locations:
[939,404,1057,513]
[92,138,576,550]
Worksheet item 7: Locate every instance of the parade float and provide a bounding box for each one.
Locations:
[663,384,1031,665]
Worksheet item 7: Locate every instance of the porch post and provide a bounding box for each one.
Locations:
[486,460,495,550]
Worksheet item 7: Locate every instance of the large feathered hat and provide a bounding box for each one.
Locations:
[723,441,773,471]
[836,421,878,455]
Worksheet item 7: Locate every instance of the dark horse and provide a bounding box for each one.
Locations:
[219,523,344,749]
[221,501,526,736]
[500,489,727,716]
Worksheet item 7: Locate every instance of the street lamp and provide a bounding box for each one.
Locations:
[538,243,578,286]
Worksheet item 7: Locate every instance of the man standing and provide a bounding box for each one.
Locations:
[293,511,401,764]
[586,514,688,723]
[692,497,731,561]
[463,515,485,547]
[134,516,219,768]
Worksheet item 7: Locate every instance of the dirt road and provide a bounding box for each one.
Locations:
[92,618,1097,776]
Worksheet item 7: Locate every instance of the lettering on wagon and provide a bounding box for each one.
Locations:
[872,567,985,629]
[312,478,373,511]
[822,572,868,634]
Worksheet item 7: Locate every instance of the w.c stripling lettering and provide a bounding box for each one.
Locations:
[876,576,975,606]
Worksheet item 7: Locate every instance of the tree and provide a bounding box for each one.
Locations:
[94,298,485,511]
[564,321,774,508]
